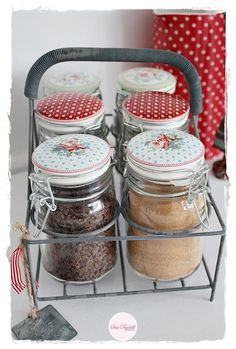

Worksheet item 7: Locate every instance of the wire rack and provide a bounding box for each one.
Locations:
[22,47,226,309]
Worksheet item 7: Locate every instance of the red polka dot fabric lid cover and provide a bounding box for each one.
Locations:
[36,92,104,123]
[123,91,189,123]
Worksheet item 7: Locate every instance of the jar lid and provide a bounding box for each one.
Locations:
[43,72,100,94]
[127,130,205,182]
[118,67,176,93]
[123,91,189,125]
[36,92,104,125]
[32,134,111,185]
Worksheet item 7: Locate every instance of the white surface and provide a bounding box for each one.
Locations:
[10,10,153,173]
[10,167,228,342]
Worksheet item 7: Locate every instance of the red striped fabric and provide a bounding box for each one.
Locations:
[10,248,26,294]
[10,247,39,294]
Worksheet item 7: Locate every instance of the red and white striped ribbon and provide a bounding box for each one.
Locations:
[10,247,39,294]
[10,247,26,294]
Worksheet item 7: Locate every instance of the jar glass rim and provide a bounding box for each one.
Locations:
[126,162,209,197]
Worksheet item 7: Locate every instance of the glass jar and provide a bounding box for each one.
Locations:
[43,71,102,99]
[35,92,108,143]
[124,129,210,281]
[29,134,117,283]
[116,91,190,174]
[113,67,176,137]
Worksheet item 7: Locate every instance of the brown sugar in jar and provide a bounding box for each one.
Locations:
[125,130,210,281]
[127,187,204,281]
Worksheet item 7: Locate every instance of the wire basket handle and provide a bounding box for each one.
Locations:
[24,47,202,115]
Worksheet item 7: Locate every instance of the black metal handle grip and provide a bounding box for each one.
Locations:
[24,47,202,114]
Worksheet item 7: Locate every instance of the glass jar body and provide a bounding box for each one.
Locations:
[43,85,102,100]
[38,172,117,283]
[125,174,206,281]
[36,117,108,144]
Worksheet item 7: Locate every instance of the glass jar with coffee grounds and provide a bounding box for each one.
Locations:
[30,134,117,283]
[124,129,210,281]
[35,92,107,143]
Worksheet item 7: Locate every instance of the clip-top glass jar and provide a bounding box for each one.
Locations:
[116,91,190,173]
[43,71,101,98]
[113,67,177,136]
[124,129,210,281]
[29,134,117,283]
[35,92,108,143]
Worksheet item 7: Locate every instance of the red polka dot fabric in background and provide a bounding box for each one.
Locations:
[152,12,226,159]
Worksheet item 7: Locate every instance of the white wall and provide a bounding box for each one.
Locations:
[11,9,153,173]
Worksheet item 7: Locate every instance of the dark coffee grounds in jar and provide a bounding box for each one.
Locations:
[42,228,116,282]
[40,187,117,282]
[42,189,116,234]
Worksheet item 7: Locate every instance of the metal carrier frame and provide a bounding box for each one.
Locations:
[23,47,226,308]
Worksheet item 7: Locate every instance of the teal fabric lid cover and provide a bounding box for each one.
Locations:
[127,130,205,181]
[32,134,111,185]
[118,67,176,93]
[44,72,100,94]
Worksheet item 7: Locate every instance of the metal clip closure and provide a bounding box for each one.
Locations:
[110,146,118,167]
[121,143,128,177]
[84,120,109,139]
[29,174,57,237]
[123,121,143,134]
[187,165,211,229]
[84,122,102,134]
[116,88,129,101]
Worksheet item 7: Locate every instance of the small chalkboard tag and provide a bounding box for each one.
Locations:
[12,305,77,341]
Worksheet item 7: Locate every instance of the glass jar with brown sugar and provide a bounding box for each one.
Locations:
[29,134,117,283]
[124,129,210,281]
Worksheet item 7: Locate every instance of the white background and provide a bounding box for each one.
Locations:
[11,9,153,173]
